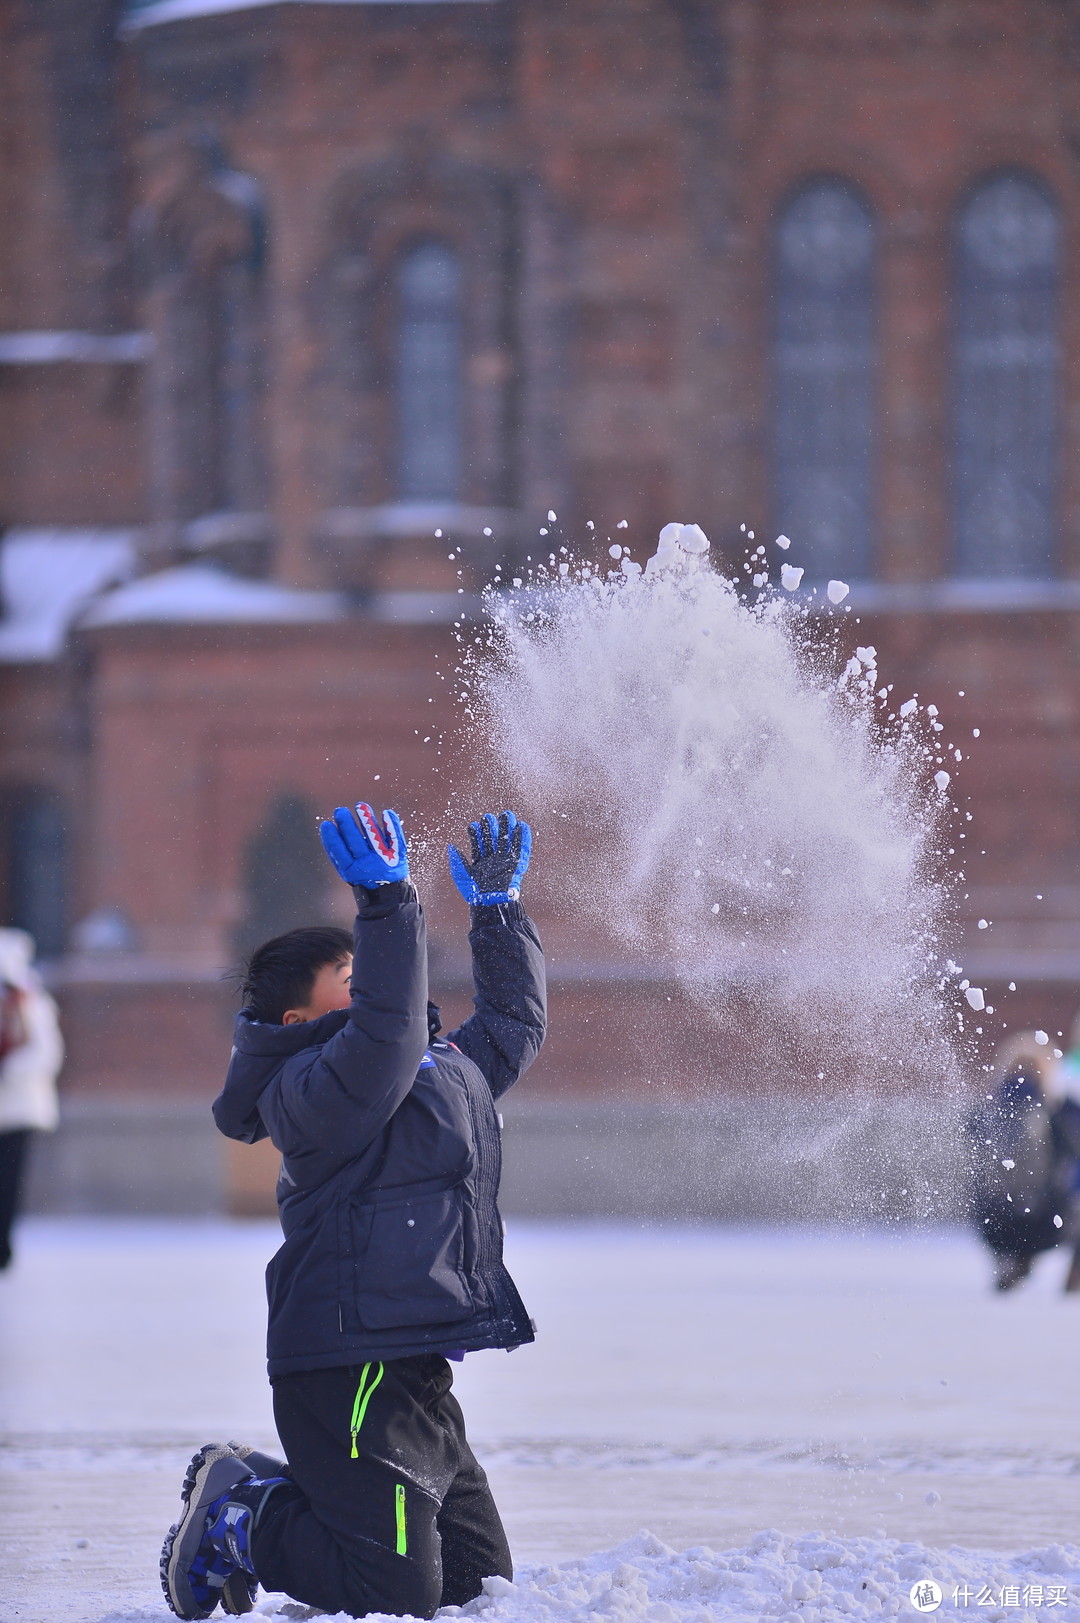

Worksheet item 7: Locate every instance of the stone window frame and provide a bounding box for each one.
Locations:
[315,153,520,514]
[140,148,270,548]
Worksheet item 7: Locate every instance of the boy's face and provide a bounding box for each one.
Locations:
[282,956,353,1025]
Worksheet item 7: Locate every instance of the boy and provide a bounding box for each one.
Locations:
[160,802,545,1620]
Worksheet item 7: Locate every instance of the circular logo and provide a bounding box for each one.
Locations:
[910,1580,943,1613]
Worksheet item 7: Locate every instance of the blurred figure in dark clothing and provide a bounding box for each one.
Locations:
[966,1033,1080,1293]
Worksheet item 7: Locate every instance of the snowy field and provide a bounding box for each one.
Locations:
[2,1219,1080,1622]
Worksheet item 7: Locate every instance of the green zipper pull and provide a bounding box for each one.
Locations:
[349,1361,384,1458]
[395,1482,407,1556]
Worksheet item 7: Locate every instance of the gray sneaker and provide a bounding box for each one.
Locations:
[161,1445,256,1620]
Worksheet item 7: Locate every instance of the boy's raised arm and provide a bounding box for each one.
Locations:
[279,877,428,1159]
[445,811,547,1098]
[218,802,428,1178]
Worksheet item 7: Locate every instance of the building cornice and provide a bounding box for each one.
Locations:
[122,0,495,33]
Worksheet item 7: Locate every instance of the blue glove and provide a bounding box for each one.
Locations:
[320,802,409,888]
[448,811,531,906]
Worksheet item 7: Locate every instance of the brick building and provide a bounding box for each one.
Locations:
[3,0,1080,1216]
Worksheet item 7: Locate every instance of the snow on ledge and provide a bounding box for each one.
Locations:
[369,589,484,623]
[123,0,495,31]
[835,578,1080,614]
[80,563,346,627]
[0,331,152,364]
[0,530,137,662]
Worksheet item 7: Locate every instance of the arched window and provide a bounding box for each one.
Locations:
[150,157,267,530]
[771,180,875,579]
[3,788,69,959]
[953,173,1061,578]
[234,793,327,958]
[395,243,463,501]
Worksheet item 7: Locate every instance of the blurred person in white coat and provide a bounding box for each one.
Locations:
[0,928,63,1269]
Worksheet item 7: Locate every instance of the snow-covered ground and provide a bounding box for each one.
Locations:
[2,1220,1079,1622]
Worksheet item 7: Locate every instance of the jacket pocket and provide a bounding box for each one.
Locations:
[352,1183,474,1331]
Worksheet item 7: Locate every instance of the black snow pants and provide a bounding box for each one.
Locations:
[0,1129,32,1270]
[251,1354,512,1619]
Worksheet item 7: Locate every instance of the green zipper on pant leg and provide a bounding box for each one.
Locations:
[395,1483,407,1556]
[348,1361,384,1459]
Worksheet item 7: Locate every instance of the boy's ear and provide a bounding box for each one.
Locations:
[282,1008,305,1026]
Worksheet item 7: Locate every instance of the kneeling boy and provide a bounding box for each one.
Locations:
[160,803,545,1620]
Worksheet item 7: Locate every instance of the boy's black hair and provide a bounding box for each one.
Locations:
[240,926,353,1025]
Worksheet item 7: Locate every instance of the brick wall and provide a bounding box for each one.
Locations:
[5,1,1080,1214]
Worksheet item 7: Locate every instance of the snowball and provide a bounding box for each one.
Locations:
[899,699,917,718]
[650,523,709,570]
[1054,1213,1064,1228]
[1035,1029,1049,1045]
[711,902,720,914]
[827,579,849,603]
[616,519,628,528]
[964,986,985,1011]
[547,510,557,522]
[855,646,877,667]
[781,564,804,591]
[775,533,791,550]
[512,578,523,588]
[679,523,710,554]
[609,544,623,559]
[934,770,950,791]
[977,918,988,929]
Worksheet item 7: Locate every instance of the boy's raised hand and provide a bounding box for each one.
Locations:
[448,811,532,906]
[320,803,409,888]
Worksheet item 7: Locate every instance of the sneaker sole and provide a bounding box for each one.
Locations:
[160,1447,255,1620]
[221,1569,256,1615]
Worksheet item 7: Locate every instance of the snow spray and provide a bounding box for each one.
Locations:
[458,523,966,1218]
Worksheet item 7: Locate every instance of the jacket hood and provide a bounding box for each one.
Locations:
[232,1006,349,1057]
[214,1007,350,1143]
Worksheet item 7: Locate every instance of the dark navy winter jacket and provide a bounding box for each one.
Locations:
[212,882,546,1376]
